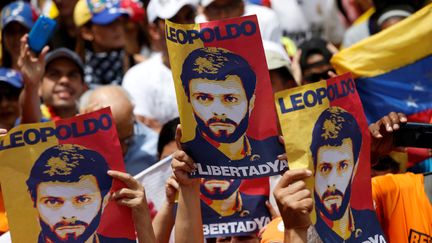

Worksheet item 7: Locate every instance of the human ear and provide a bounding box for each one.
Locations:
[148,20,164,42]
[80,26,94,42]
[248,94,256,114]
[101,192,111,212]
[351,160,359,183]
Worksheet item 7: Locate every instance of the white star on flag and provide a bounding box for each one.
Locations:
[413,82,425,91]
[406,95,419,108]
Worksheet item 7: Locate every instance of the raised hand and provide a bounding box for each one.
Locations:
[108,170,156,243]
[369,112,407,156]
[17,34,49,86]
[273,169,313,230]
[171,125,199,187]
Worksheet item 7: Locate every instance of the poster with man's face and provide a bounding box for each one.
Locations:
[166,15,286,179]
[200,177,271,238]
[274,73,387,242]
[0,108,136,243]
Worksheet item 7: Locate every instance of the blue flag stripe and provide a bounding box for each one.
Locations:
[356,55,432,123]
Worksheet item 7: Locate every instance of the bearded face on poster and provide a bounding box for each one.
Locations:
[310,107,367,240]
[180,47,258,162]
[26,144,112,243]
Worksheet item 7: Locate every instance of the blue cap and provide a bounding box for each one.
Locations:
[74,0,129,27]
[0,68,24,89]
[1,1,35,30]
[91,0,129,25]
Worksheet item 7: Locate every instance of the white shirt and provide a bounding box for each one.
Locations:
[196,3,282,43]
[122,53,179,125]
[271,0,310,44]
[298,0,346,44]
[341,20,370,48]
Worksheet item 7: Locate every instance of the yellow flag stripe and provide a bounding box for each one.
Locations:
[331,3,432,78]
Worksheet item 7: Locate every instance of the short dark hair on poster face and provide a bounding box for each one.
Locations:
[310,107,362,168]
[180,47,257,101]
[26,144,112,205]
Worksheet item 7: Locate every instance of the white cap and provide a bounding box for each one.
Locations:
[263,40,299,85]
[147,0,199,22]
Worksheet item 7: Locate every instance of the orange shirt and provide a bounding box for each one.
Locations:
[0,186,8,234]
[260,217,284,243]
[372,173,432,242]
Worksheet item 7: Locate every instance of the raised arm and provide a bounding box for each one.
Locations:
[273,169,313,243]
[152,176,178,243]
[172,125,203,243]
[17,34,48,124]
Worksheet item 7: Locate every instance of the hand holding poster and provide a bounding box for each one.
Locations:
[274,73,386,242]
[0,108,135,243]
[166,15,286,179]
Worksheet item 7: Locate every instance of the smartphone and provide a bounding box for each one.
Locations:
[393,122,432,148]
[28,15,57,54]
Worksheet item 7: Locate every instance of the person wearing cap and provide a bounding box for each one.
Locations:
[342,1,421,48]
[50,0,80,50]
[40,47,86,121]
[1,1,37,70]
[0,67,23,131]
[16,32,86,123]
[73,0,130,87]
[297,37,336,85]
[196,0,282,43]
[373,4,414,32]
[122,0,198,132]
[121,0,153,63]
[263,41,299,94]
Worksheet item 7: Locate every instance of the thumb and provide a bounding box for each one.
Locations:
[39,46,50,62]
[175,124,183,150]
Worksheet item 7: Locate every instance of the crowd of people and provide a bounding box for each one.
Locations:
[0,0,431,242]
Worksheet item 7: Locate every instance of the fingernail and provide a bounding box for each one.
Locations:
[305,169,312,176]
[393,124,399,130]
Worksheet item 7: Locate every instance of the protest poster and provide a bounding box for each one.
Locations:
[166,15,286,179]
[134,156,174,243]
[134,155,172,211]
[199,177,271,238]
[0,108,136,243]
[274,73,386,242]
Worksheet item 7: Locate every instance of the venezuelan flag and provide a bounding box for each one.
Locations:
[331,3,432,125]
